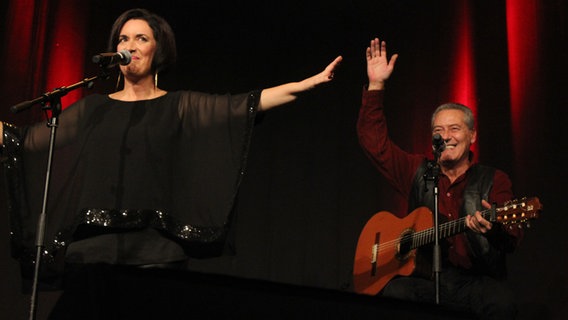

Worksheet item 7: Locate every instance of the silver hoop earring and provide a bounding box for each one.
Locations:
[115,73,122,92]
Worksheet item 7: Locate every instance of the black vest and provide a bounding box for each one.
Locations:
[408,160,507,278]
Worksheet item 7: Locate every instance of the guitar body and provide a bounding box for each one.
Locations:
[352,197,542,296]
[353,207,434,295]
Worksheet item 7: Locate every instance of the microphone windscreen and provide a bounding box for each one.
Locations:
[118,50,132,65]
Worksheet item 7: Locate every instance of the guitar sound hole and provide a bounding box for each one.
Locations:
[397,231,413,260]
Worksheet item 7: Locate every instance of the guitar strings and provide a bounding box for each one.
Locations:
[375,209,493,254]
[371,199,531,258]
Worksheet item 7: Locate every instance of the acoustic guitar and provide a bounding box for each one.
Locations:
[352,197,542,295]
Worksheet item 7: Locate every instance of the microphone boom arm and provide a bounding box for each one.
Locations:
[10,74,104,114]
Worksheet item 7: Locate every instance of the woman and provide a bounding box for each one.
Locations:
[0,8,341,317]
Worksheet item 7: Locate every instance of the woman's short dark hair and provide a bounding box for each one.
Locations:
[108,8,177,74]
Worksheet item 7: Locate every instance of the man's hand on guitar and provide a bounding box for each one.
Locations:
[466,200,493,234]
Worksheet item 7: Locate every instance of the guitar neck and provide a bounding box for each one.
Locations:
[411,208,492,249]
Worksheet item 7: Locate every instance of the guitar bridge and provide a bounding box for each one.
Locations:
[371,233,380,276]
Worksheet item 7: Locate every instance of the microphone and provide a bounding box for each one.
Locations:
[432,133,446,153]
[92,50,132,68]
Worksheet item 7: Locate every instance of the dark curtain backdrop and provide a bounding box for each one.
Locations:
[1,0,566,319]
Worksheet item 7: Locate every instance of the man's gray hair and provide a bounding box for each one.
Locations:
[431,102,475,130]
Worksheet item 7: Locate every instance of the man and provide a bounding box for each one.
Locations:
[356,38,522,319]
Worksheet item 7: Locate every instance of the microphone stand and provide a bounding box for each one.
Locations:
[10,71,108,320]
[425,147,443,305]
